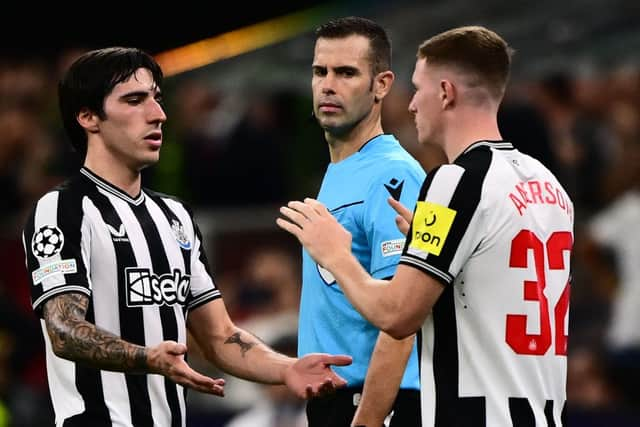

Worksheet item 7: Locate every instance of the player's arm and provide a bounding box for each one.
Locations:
[278,198,444,339]
[43,292,224,395]
[352,331,415,427]
[187,298,351,398]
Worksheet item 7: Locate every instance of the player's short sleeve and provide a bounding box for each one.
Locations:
[400,163,485,286]
[187,220,222,310]
[364,161,425,279]
[23,190,91,316]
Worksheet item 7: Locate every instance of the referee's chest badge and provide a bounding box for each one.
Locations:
[171,220,191,250]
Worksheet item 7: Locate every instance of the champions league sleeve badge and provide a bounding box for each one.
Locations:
[171,219,192,250]
[32,225,65,259]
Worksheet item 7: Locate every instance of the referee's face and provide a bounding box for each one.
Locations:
[312,35,377,138]
[96,68,167,171]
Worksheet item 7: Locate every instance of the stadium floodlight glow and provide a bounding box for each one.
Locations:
[155,5,335,77]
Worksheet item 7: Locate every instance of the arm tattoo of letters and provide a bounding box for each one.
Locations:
[43,293,147,372]
[224,332,256,357]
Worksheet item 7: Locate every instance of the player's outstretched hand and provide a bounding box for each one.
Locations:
[387,197,412,236]
[277,198,352,269]
[284,353,353,399]
[148,341,225,396]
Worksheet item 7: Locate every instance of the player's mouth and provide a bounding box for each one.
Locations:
[144,131,162,149]
[318,102,342,113]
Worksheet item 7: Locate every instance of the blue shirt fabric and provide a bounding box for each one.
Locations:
[299,134,425,389]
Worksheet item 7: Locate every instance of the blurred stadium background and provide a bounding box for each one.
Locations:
[1,0,640,425]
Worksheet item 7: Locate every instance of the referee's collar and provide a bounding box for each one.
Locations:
[80,167,145,206]
[462,140,513,155]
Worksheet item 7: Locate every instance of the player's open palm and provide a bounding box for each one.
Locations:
[284,353,353,399]
[148,341,225,396]
[277,198,352,268]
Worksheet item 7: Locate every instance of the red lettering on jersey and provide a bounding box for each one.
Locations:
[528,180,544,204]
[516,183,533,203]
[509,180,572,219]
[510,193,527,215]
[544,182,557,204]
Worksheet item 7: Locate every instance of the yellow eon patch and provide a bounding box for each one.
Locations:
[409,201,456,256]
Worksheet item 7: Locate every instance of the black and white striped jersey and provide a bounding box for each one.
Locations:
[23,167,221,427]
[400,141,574,426]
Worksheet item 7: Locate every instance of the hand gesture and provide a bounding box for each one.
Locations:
[283,353,353,399]
[277,198,352,269]
[387,197,412,236]
[147,341,225,396]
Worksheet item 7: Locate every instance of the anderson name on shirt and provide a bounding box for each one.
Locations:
[509,179,573,220]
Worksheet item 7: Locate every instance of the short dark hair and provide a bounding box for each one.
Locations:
[58,47,164,159]
[315,16,391,75]
[418,26,513,100]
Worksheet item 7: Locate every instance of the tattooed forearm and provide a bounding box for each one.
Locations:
[224,332,257,357]
[43,293,148,372]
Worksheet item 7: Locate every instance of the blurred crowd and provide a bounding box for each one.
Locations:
[1,47,639,426]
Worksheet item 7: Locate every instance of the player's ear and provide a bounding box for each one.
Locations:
[77,108,100,133]
[440,79,456,109]
[374,70,394,103]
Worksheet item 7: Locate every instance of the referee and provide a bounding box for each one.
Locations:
[22,47,351,427]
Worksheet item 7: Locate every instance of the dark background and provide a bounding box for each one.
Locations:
[0,1,328,58]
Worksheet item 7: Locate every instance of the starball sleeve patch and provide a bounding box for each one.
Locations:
[32,225,64,259]
[409,201,456,256]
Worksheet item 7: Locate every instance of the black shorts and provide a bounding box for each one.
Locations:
[306,386,421,427]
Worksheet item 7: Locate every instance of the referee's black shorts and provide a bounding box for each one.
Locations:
[306,386,421,427]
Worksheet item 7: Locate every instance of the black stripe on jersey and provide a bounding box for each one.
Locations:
[146,191,192,317]
[432,282,487,426]
[433,285,458,425]
[58,178,111,424]
[88,189,154,426]
[57,179,91,287]
[544,400,556,427]
[456,397,486,426]
[131,202,182,427]
[508,397,535,427]
[429,148,491,277]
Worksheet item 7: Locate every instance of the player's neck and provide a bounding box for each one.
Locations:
[444,110,502,162]
[327,120,384,163]
[84,150,142,198]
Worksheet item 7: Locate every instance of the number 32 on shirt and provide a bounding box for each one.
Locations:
[506,230,572,356]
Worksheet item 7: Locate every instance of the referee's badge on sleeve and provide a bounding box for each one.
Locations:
[409,201,456,256]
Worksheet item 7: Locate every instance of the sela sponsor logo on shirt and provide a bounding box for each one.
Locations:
[171,219,191,250]
[381,238,404,257]
[409,201,456,256]
[32,225,64,259]
[32,259,77,284]
[125,267,190,307]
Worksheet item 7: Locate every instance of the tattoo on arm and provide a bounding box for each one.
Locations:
[43,293,148,372]
[224,332,256,357]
